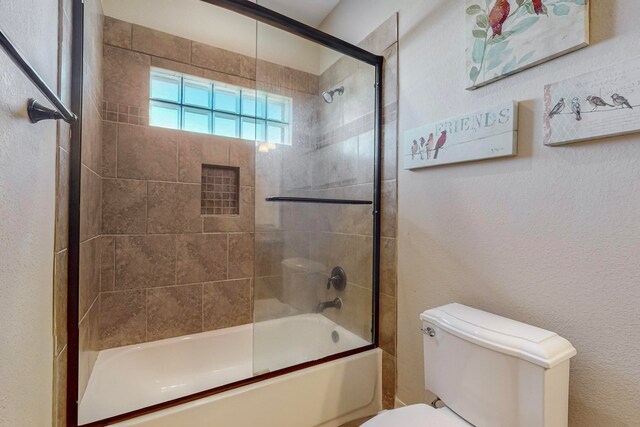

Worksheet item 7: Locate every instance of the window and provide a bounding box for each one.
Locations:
[150,68,291,144]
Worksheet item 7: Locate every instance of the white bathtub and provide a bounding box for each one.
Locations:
[79,313,376,425]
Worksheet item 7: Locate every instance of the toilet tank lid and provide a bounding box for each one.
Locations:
[420,303,576,369]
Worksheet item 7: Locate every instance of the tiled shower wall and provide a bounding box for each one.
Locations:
[78,0,105,408]
[252,16,399,409]
[53,0,75,424]
[54,0,107,420]
[99,125,255,347]
[314,16,398,409]
[64,10,397,419]
[97,18,319,349]
[362,15,399,410]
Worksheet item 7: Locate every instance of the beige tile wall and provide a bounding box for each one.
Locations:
[98,125,256,347]
[97,18,320,350]
[248,18,398,413]
[77,0,105,409]
[253,15,398,411]
[53,0,71,404]
[49,0,108,418]
[367,15,399,411]
[313,15,399,409]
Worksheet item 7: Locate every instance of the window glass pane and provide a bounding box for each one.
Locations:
[149,68,291,142]
[213,112,240,138]
[183,78,212,108]
[214,86,241,114]
[256,120,266,141]
[256,93,267,119]
[183,107,212,134]
[267,97,288,122]
[241,92,256,117]
[241,117,256,140]
[241,91,266,118]
[267,122,288,145]
[241,118,266,141]
[150,101,180,129]
[150,71,181,103]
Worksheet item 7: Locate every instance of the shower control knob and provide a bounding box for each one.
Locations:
[327,266,347,291]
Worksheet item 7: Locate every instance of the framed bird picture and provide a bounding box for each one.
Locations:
[465,0,589,90]
[544,56,640,145]
[403,102,518,169]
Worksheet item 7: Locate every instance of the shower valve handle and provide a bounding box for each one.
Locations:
[326,266,347,291]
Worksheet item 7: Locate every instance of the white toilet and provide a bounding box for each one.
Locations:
[365,303,577,427]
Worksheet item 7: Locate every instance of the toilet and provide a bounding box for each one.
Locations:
[364,303,577,427]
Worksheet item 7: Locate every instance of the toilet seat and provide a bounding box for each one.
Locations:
[361,404,472,427]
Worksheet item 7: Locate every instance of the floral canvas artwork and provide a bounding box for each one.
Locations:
[466,0,589,90]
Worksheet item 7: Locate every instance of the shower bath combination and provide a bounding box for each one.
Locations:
[69,0,384,424]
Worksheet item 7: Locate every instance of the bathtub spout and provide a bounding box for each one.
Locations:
[315,297,342,313]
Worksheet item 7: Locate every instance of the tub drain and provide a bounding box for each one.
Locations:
[331,330,340,343]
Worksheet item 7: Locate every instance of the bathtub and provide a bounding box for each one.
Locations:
[79,313,378,425]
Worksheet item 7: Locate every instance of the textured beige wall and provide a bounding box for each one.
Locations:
[322,1,640,425]
[0,0,59,425]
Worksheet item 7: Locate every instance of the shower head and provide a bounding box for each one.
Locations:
[322,86,344,103]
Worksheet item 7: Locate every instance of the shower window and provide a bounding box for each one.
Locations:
[149,68,291,144]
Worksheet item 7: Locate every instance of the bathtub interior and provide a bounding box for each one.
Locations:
[79,311,370,424]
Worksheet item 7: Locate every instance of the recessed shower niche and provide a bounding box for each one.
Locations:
[201,165,240,215]
[70,0,384,424]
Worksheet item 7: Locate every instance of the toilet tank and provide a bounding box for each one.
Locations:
[421,304,576,427]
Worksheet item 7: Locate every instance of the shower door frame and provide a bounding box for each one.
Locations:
[67,1,383,425]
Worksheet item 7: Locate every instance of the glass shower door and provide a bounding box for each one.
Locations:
[252,21,377,375]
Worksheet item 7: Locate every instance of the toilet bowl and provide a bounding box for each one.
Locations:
[363,303,577,427]
[362,404,471,426]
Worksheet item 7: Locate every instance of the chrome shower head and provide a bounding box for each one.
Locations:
[322,86,344,103]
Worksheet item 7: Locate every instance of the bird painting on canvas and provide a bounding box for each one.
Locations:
[434,131,447,159]
[418,137,426,160]
[466,0,588,89]
[411,140,419,160]
[488,0,510,38]
[612,93,633,109]
[548,98,565,119]
[586,96,614,111]
[571,97,582,121]
[426,133,435,160]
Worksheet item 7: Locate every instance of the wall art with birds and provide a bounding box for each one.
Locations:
[434,131,447,159]
[548,92,636,120]
[570,97,582,121]
[404,102,518,169]
[544,56,640,145]
[466,0,589,89]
